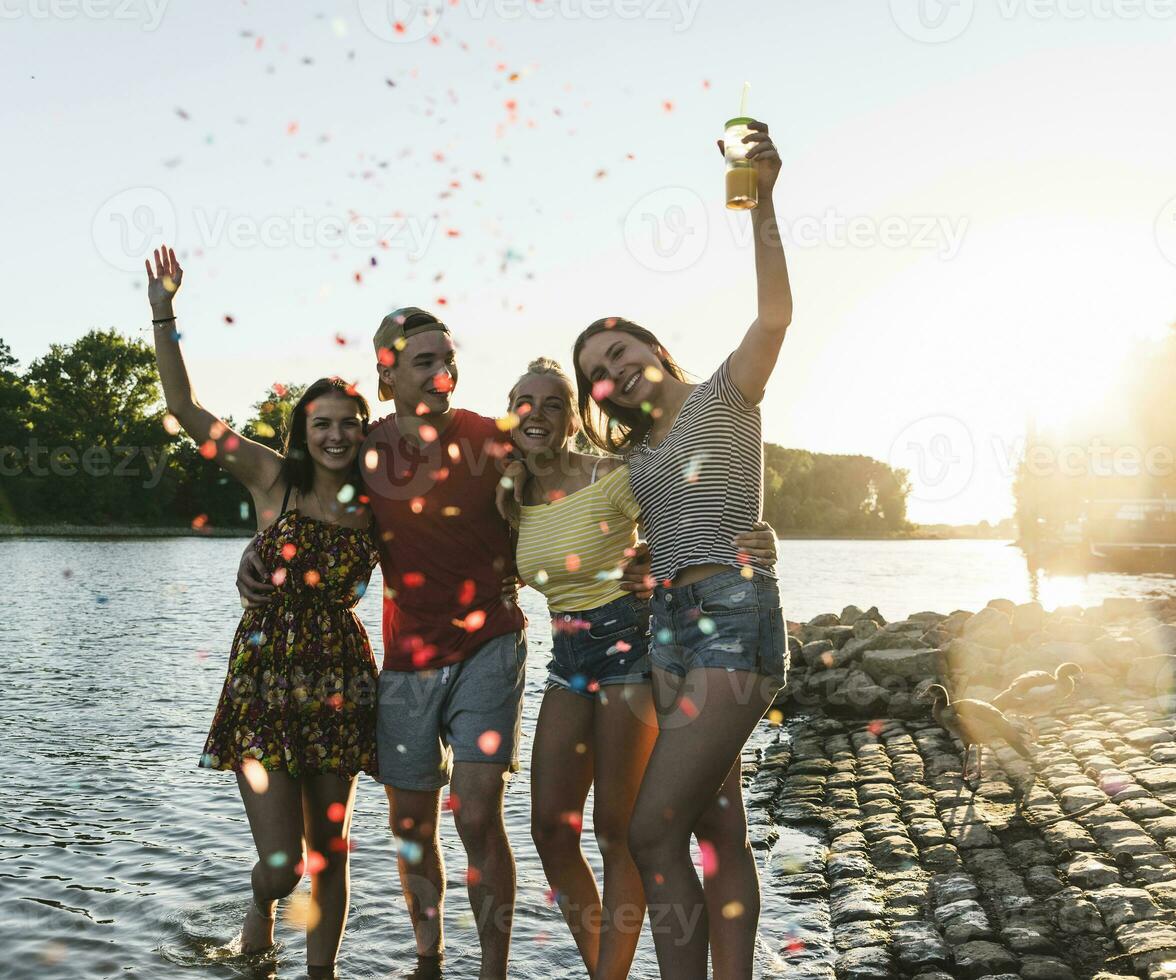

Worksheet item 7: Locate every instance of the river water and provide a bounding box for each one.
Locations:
[2,536,1172,978]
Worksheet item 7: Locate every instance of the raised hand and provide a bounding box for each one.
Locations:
[717,119,781,198]
[145,244,184,318]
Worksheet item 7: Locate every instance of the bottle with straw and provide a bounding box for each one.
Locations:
[724,82,757,210]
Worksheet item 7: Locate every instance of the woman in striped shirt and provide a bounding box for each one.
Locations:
[571,119,793,979]
[500,358,776,980]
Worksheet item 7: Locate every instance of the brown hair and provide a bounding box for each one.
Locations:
[572,317,688,453]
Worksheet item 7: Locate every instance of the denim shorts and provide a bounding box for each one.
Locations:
[649,568,788,688]
[547,593,652,699]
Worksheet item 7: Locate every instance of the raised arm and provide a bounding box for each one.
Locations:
[721,120,793,405]
[146,246,283,497]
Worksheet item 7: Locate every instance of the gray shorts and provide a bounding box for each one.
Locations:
[375,630,527,790]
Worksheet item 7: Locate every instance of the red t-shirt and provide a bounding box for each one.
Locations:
[362,409,526,671]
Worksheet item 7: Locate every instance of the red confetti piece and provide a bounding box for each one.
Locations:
[680,696,699,719]
[419,424,438,443]
[614,640,631,653]
[443,791,461,813]
[295,851,327,876]
[282,543,297,560]
[223,314,234,325]
[432,371,455,393]
[377,347,396,367]
[410,498,425,514]
[562,811,583,832]
[662,100,674,112]
[589,380,617,407]
[271,568,287,587]
[466,867,482,886]
[565,554,581,572]
[436,296,448,306]
[461,610,487,632]
[699,840,718,876]
[458,579,476,605]
[191,514,209,530]
[403,572,426,588]
[477,730,501,755]
[327,802,346,822]
[446,229,461,237]
[304,569,321,587]
[198,440,217,459]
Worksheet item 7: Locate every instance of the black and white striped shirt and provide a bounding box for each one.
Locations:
[627,355,772,583]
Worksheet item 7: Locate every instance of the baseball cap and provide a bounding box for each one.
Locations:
[373,306,451,401]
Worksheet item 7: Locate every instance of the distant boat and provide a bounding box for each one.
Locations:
[1084,497,1176,571]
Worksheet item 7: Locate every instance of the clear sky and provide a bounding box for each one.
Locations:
[4,0,1175,523]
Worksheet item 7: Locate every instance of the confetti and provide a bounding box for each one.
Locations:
[281,543,297,560]
[699,840,718,876]
[304,570,321,586]
[722,901,745,919]
[403,572,426,588]
[162,414,180,435]
[296,851,327,876]
[477,730,502,755]
[241,758,269,794]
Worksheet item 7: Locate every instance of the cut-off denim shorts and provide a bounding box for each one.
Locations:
[649,567,789,688]
[546,593,652,699]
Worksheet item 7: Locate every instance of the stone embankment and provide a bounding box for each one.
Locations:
[740,592,1176,979]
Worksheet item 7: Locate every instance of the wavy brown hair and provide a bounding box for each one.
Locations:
[571,317,688,453]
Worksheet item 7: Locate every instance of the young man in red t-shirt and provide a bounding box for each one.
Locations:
[361,307,527,976]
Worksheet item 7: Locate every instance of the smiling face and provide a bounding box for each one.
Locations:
[304,390,366,473]
[576,329,666,410]
[510,373,576,456]
[378,329,459,418]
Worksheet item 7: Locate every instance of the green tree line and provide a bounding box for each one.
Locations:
[0,330,912,535]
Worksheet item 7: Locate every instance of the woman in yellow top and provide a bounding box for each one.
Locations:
[501,358,776,980]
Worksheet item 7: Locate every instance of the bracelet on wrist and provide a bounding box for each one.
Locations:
[152,315,177,325]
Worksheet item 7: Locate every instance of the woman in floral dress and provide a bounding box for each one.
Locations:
[146,246,378,977]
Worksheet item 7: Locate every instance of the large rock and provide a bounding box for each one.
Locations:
[1013,601,1045,637]
[892,922,951,972]
[860,648,942,685]
[840,604,865,625]
[1086,884,1159,929]
[963,606,1014,650]
[1125,655,1176,695]
[1140,624,1176,657]
[951,940,1019,979]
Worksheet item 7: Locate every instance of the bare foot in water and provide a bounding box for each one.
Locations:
[240,899,275,953]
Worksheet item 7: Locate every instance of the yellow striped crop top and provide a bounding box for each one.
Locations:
[515,463,641,613]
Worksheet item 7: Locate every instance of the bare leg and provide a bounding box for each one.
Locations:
[630,667,774,980]
[695,761,759,979]
[302,774,359,973]
[236,769,306,952]
[530,689,599,973]
[592,683,659,980]
[384,786,446,957]
[451,761,515,980]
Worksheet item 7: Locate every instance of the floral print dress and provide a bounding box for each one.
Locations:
[199,509,380,779]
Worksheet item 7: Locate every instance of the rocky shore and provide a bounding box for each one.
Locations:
[741,591,1176,979]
